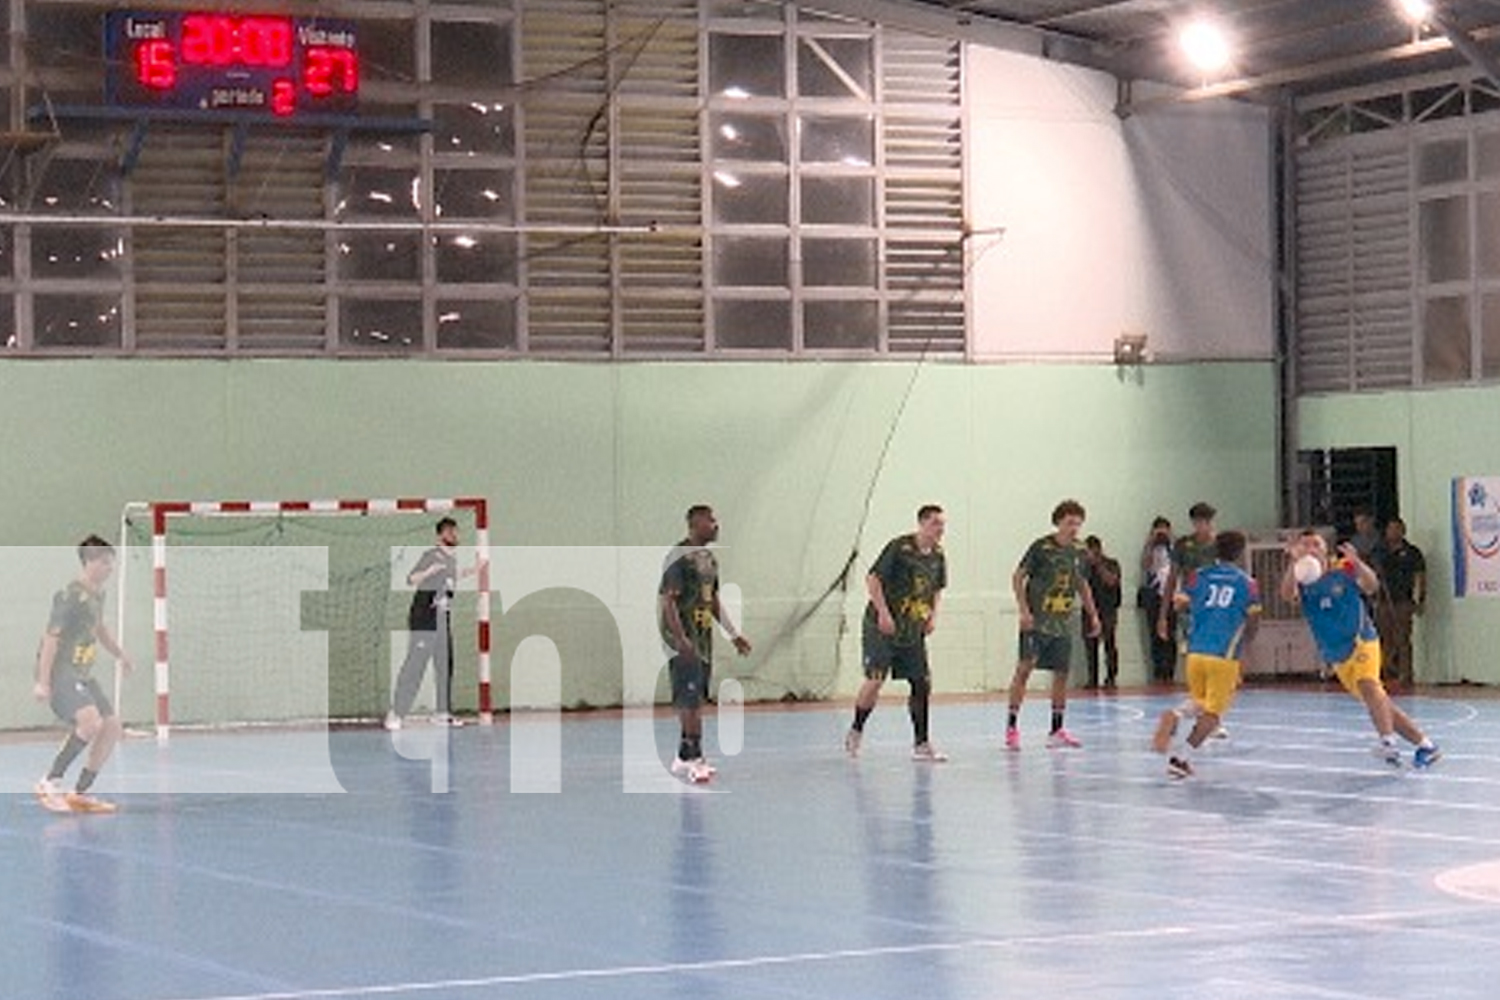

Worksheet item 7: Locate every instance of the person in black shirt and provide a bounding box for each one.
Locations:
[660,505,752,783]
[1375,517,1426,688]
[1082,535,1122,688]
[386,517,463,730]
[845,505,949,762]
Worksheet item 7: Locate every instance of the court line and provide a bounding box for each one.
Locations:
[165,906,1472,1000]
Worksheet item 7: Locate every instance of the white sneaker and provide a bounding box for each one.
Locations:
[912,742,950,762]
[1209,725,1229,740]
[670,757,714,783]
[34,778,69,814]
[383,712,402,731]
[432,713,465,728]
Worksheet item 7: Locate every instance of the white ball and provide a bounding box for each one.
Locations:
[1293,554,1323,586]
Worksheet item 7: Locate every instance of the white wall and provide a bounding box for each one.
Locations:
[965,46,1277,362]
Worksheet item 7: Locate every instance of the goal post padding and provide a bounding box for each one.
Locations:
[119,498,491,738]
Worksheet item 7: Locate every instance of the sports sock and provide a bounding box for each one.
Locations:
[1006,709,1019,730]
[1050,709,1064,733]
[852,706,873,732]
[908,677,931,745]
[47,734,87,781]
[75,768,99,794]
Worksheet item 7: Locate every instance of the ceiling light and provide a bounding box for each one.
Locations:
[1179,19,1232,76]
[1398,0,1433,25]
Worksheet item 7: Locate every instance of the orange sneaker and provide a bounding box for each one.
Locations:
[34,778,70,814]
[65,792,119,814]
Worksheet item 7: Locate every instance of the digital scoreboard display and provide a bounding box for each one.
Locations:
[105,11,358,117]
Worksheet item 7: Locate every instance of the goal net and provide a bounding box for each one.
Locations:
[118,498,491,738]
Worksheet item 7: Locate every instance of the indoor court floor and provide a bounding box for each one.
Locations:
[4,686,1500,1000]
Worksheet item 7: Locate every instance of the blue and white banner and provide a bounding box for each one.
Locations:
[1453,477,1500,597]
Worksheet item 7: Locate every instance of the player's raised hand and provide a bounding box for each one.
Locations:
[732,635,752,656]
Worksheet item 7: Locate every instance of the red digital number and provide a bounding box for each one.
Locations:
[304,47,358,97]
[271,78,296,117]
[136,39,176,91]
[181,14,292,67]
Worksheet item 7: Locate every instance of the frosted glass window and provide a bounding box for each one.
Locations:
[1483,293,1500,380]
[715,298,791,348]
[431,21,513,89]
[714,237,788,286]
[357,18,415,84]
[1477,132,1500,178]
[437,299,517,350]
[1418,138,1468,186]
[1423,295,1471,382]
[434,169,514,220]
[33,160,119,214]
[434,232,518,284]
[803,237,876,287]
[34,294,121,348]
[798,37,873,99]
[338,232,420,282]
[711,114,788,163]
[340,299,422,351]
[805,300,877,349]
[802,177,874,226]
[1421,196,1470,282]
[800,116,873,165]
[712,172,787,224]
[1478,191,1500,278]
[434,102,515,158]
[32,228,123,280]
[710,35,785,99]
[337,167,422,220]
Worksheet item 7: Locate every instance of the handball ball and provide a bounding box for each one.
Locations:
[1293,554,1323,585]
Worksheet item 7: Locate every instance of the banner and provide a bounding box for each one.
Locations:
[1453,476,1500,597]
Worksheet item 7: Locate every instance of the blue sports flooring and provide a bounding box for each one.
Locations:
[4,686,1500,1000]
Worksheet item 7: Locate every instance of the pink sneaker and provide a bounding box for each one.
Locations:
[1004,727,1021,751]
[1046,728,1082,749]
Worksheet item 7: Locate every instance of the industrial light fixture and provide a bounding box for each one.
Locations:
[1178,19,1232,76]
[1397,0,1434,26]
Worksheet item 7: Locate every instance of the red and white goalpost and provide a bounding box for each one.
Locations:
[120,496,492,742]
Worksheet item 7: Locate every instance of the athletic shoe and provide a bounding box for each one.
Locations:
[1151,711,1179,754]
[1209,725,1229,740]
[1167,756,1194,779]
[34,778,70,814]
[383,712,402,731]
[1414,745,1443,769]
[844,728,862,758]
[1046,728,1082,749]
[1374,742,1402,767]
[1004,727,1021,751]
[432,713,465,728]
[670,757,714,783]
[912,742,949,763]
[64,792,118,814]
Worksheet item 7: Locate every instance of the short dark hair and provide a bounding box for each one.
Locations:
[1188,502,1216,521]
[77,534,114,564]
[1084,534,1102,549]
[1388,516,1406,531]
[1051,499,1085,525]
[1214,530,1246,563]
[917,504,944,523]
[1151,515,1171,531]
[686,504,713,523]
[435,516,458,533]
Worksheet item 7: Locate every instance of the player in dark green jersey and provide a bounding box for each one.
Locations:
[1005,500,1100,751]
[845,505,949,762]
[33,535,134,814]
[1156,501,1218,649]
[660,505,751,783]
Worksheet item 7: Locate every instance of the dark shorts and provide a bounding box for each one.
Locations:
[669,653,709,710]
[50,672,113,723]
[1019,630,1071,672]
[862,624,929,682]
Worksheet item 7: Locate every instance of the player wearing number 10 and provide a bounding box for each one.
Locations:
[1151,531,1260,779]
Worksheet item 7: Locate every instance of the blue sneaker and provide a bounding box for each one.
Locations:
[1414,745,1442,769]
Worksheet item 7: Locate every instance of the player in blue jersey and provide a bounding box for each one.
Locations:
[1151,531,1260,778]
[1280,530,1441,769]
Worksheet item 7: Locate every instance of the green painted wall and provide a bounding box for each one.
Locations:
[0,358,1278,727]
[1299,386,1500,685]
